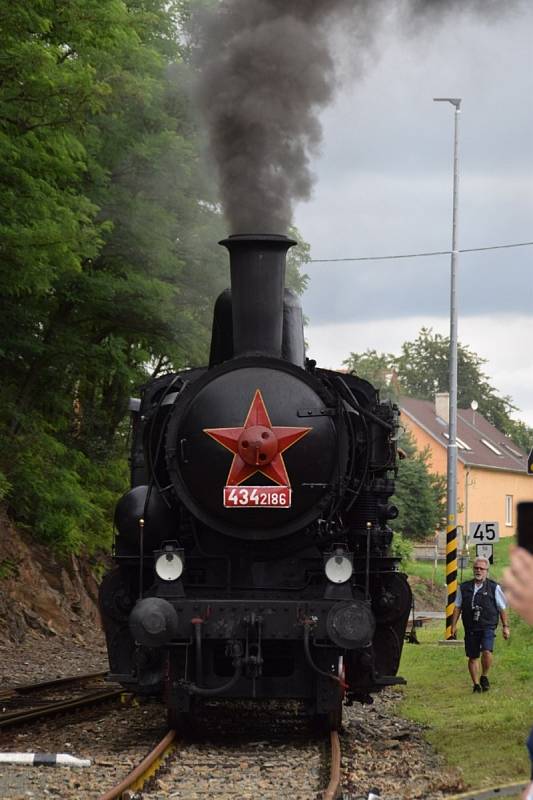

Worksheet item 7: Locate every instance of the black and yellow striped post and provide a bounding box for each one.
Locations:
[445,520,458,639]
[434,97,462,641]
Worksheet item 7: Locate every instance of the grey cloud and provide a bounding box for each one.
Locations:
[303,249,533,325]
[193,1,525,235]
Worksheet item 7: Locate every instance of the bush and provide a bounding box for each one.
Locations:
[391,531,414,562]
[0,471,11,502]
[391,432,446,541]
[3,414,127,554]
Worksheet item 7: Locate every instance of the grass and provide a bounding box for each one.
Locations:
[406,536,513,587]
[397,538,532,792]
[396,610,533,791]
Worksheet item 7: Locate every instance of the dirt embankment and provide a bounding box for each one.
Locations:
[0,509,104,646]
[408,574,447,612]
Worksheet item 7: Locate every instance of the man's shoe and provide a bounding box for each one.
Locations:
[473,684,482,693]
[480,676,490,691]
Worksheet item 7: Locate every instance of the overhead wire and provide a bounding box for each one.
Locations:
[309,240,533,263]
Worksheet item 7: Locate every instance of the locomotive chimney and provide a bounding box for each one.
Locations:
[219,234,296,359]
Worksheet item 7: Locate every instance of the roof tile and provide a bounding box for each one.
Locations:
[399,396,528,473]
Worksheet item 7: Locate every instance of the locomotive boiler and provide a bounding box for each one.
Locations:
[99,233,412,729]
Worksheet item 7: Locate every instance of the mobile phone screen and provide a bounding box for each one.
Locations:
[517,502,533,554]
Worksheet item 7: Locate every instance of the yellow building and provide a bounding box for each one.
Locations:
[400,393,533,540]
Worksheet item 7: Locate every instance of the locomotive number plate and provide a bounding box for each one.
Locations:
[224,486,291,508]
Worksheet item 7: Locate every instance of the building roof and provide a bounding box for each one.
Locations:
[400,396,529,474]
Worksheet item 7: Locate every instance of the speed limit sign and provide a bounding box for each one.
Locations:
[468,521,500,543]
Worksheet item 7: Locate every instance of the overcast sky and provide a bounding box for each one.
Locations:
[294,3,533,429]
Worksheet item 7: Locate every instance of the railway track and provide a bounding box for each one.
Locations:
[0,680,341,799]
[0,680,523,800]
[96,717,342,800]
[97,728,177,800]
[324,728,342,800]
[0,671,122,730]
[448,783,530,800]
[0,676,522,799]
[0,670,108,702]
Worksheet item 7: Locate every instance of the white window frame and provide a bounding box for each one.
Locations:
[442,432,471,450]
[503,443,522,458]
[481,438,503,456]
[505,495,513,527]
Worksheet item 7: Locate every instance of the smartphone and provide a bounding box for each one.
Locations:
[517,501,533,553]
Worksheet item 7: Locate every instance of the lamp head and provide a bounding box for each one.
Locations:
[433,97,462,109]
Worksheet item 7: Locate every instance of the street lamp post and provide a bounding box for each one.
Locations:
[434,97,461,640]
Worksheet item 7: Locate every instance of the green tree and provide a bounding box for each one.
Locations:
[397,327,516,431]
[286,227,310,295]
[343,349,399,400]
[0,0,311,553]
[391,431,446,541]
[344,328,532,452]
[504,419,533,455]
[0,0,227,551]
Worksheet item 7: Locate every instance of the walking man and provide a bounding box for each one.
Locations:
[451,556,510,693]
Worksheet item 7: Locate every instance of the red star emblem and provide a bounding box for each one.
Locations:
[204,389,311,486]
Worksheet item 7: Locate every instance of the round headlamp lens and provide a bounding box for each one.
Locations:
[155,552,184,581]
[325,554,353,584]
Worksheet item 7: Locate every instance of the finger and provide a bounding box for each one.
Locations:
[505,584,528,611]
[504,565,533,600]
[502,567,525,595]
[510,547,533,579]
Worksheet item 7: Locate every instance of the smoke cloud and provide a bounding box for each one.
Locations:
[194,1,383,234]
[194,0,524,235]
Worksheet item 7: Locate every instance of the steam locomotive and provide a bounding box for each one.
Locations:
[99,234,412,729]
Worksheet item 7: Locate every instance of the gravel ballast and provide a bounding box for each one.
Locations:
[0,629,465,799]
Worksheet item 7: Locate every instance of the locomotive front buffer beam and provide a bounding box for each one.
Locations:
[123,596,397,714]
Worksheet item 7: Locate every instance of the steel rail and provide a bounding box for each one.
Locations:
[0,670,108,701]
[0,687,122,729]
[97,728,177,800]
[447,781,529,800]
[323,729,342,800]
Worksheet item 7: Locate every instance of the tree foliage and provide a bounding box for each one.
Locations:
[343,349,399,401]
[345,329,532,536]
[344,328,533,452]
[286,229,310,295]
[0,0,309,552]
[391,431,447,541]
[396,328,518,431]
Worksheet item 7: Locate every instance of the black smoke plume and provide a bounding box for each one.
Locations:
[194,1,381,234]
[194,0,524,235]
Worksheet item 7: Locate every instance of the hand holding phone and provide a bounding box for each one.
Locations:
[502,503,533,626]
[517,502,533,554]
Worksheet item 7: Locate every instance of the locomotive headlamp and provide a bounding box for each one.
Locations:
[154,542,184,582]
[324,547,353,584]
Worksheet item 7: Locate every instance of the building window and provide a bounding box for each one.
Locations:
[505,495,513,527]
[481,438,503,456]
[442,432,472,450]
[503,443,523,458]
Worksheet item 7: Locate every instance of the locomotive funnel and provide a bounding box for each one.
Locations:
[219,234,296,358]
